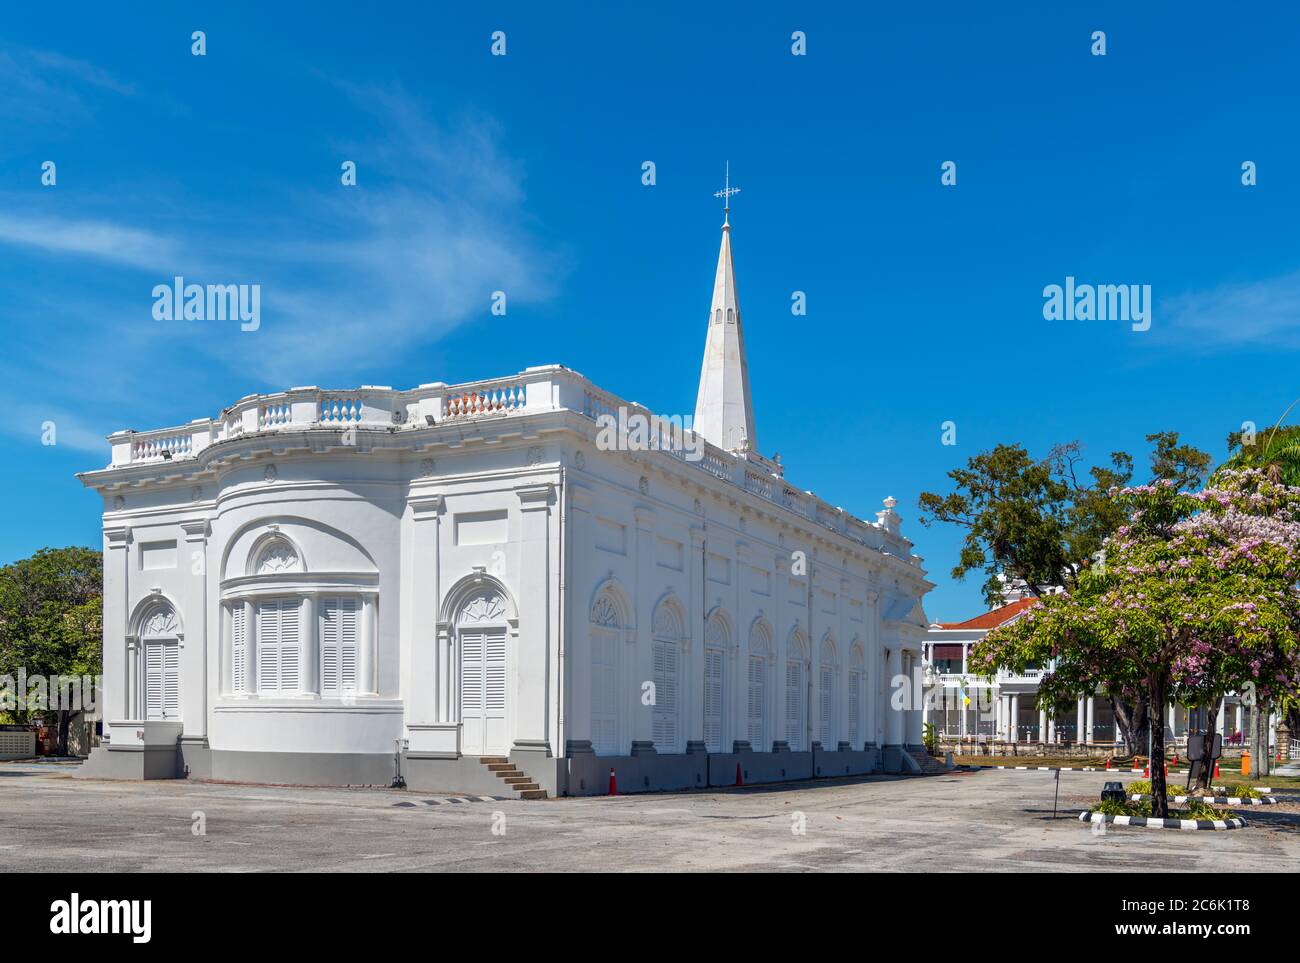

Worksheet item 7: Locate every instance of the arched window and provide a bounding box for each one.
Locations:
[590,590,624,756]
[651,599,685,753]
[704,611,730,754]
[458,588,509,756]
[140,601,181,720]
[849,643,866,748]
[786,629,808,751]
[747,620,772,751]
[254,538,301,574]
[819,636,837,748]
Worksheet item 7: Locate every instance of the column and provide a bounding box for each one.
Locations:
[180,518,210,738]
[360,596,376,695]
[1217,697,1227,740]
[243,600,256,695]
[1235,702,1244,741]
[104,526,131,725]
[1038,709,1047,743]
[1086,696,1095,745]
[512,484,554,754]
[630,506,657,754]
[1076,698,1085,745]
[1047,716,1056,743]
[564,486,595,754]
[1010,694,1019,742]
[299,594,318,696]
[887,647,904,746]
[407,495,444,736]
[772,554,791,750]
[684,524,706,753]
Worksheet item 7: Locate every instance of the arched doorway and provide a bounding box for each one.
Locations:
[457,588,510,756]
[140,602,181,720]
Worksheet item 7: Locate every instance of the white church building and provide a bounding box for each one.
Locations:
[77,203,934,797]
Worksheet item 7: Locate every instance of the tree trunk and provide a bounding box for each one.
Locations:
[1149,677,1168,818]
[1110,695,1149,758]
[1252,702,1272,778]
[1196,702,1220,791]
[56,710,72,757]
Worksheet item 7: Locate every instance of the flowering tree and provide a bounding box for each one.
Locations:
[971,471,1300,816]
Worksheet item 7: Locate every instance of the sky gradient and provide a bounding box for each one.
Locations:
[2,2,1299,621]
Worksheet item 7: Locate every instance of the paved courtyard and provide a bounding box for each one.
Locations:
[2,761,1297,872]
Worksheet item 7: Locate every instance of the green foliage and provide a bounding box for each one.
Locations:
[922,722,938,754]
[1222,423,1300,488]
[0,547,103,752]
[1226,783,1261,799]
[1093,797,1152,818]
[1128,779,1152,795]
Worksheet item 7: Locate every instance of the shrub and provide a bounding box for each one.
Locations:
[1227,783,1261,799]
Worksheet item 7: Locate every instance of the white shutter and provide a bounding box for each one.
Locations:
[820,666,834,746]
[748,656,765,749]
[339,598,358,691]
[231,605,246,694]
[279,601,300,691]
[785,661,802,749]
[145,642,164,719]
[653,640,678,751]
[320,597,359,695]
[591,629,618,755]
[257,600,281,691]
[849,671,861,746]
[461,632,483,711]
[163,643,180,717]
[704,648,724,753]
[485,630,506,710]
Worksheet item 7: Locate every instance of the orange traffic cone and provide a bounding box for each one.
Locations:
[1173,752,1179,767]
[1142,759,1149,777]
[735,763,743,787]
[1105,756,1112,771]
[1214,761,1220,779]
[608,767,618,796]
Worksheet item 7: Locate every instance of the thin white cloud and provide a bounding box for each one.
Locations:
[1159,271,1300,349]
[0,81,562,449]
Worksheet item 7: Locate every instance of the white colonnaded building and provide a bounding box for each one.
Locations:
[77,204,934,797]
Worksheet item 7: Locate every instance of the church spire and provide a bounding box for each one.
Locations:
[693,163,757,453]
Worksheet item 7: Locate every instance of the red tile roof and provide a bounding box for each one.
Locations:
[938,596,1040,630]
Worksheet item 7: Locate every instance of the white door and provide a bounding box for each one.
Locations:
[145,640,180,720]
[704,648,724,753]
[461,628,507,755]
[653,639,680,752]
[590,627,619,755]
[747,656,766,751]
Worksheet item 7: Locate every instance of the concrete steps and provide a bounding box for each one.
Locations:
[478,757,547,800]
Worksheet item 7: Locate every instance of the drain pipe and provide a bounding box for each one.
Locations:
[391,737,407,789]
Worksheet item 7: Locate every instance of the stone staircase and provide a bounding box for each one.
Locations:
[479,757,547,799]
[905,747,949,775]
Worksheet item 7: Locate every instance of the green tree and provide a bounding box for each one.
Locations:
[0,547,102,755]
[918,432,1210,750]
[971,471,1300,814]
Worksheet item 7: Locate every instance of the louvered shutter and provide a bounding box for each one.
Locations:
[704,648,724,753]
[785,661,802,749]
[461,632,483,712]
[748,656,765,749]
[820,665,834,746]
[163,643,180,717]
[145,642,164,719]
[653,640,678,751]
[591,629,618,755]
[848,672,861,746]
[231,605,246,693]
[485,630,506,710]
[279,601,300,691]
[339,598,358,691]
[321,598,339,693]
[257,600,280,691]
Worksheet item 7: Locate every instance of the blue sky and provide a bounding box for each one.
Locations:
[2,2,1299,621]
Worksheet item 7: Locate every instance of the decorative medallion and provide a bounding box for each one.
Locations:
[639,476,649,495]
[255,540,300,574]
[590,594,620,627]
[419,458,435,477]
[527,445,545,466]
[575,450,586,470]
[460,590,507,624]
[264,464,278,483]
[112,495,125,511]
[142,606,179,637]
[191,486,202,503]
[693,498,703,515]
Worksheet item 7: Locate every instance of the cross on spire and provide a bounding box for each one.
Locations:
[714,161,740,225]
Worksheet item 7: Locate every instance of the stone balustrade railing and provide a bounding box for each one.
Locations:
[104,365,913,562]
